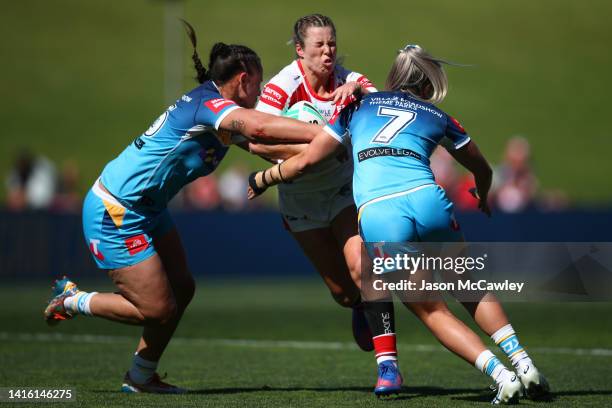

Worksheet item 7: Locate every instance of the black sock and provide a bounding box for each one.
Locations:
[363,300,398,362]
[362,300,395,337]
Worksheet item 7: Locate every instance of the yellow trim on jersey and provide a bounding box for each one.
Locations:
[358,205,365,224]
[102,199,126,228]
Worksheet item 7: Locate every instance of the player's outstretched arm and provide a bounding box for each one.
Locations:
[448,140,493,216]
[219,108,319,144]
[247,130,342,199]
[248,143,309,162]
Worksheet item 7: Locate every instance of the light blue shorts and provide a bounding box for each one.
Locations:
[82,180,174,270]
[358,184,463,260]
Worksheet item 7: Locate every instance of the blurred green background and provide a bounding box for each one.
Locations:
[1,0,611,204]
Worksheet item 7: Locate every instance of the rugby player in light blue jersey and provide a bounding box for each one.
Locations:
[43,22,320,394]
[248,44,550,403]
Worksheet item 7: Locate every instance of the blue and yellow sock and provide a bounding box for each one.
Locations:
[491,324,532,368]
[475,350,513,384]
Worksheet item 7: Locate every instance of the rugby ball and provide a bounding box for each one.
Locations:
[282,101,326,125]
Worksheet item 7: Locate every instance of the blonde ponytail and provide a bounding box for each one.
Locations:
[385,44,449,104]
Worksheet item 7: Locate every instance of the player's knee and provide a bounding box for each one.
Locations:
[347,258,362,283]
[343,242,363,284]
[141,298,178,325]
[331,289,360,308]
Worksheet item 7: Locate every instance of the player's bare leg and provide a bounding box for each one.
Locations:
[291,225,360,308]
[44,227,193,393]
[290,205,376,352]
[407,300,485,363]
[131,227,195,361]
[329,205,364,288]
[44,254,176,326]
[405,299,521,403]
[462,293,509,334]
[435,242,550,399]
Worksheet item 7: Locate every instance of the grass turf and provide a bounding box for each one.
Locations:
[1,279,611,407]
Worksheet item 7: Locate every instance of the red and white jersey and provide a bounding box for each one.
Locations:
[257,59,376,120]
[256,59,377,193]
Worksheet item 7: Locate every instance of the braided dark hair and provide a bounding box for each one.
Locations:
[292,14,336,50]
[181,19,262,85]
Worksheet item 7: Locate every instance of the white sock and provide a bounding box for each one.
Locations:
[64,291,98,316]
[128,353,158,385]
[491,324,532,368]
[475,350,513,385]
[376,355,398,365]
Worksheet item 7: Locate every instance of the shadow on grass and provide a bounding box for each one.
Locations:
[93,386,612,403]
[92,385,481,399]
[186,385,485,398]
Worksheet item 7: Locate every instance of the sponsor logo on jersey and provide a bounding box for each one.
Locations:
[204,98,236,114]
[260,84,288,110]
[89,239,104,261]
[356,75,375,90]
[357,147,422,162]
[133,137,145,150]
[450,116,466,133]
[124,234,149,256]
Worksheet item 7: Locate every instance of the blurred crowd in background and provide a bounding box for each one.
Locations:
[431,136,569,213]
[3,149,261,214]
[4,136,569,214]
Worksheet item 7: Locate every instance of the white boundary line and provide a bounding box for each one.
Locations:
[1,332,611,357]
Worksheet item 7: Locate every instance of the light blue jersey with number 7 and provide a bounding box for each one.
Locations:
[323,91,471,209]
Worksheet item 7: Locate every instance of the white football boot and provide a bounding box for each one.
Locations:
[491,373,521,405]
[517,361,550,400]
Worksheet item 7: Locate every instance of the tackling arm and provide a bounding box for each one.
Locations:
[219,108,318,144]
[248,143,308,162]
[247,130,343,199]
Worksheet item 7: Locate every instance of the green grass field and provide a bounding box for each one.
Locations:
[1,279,611,407]
[2,1,612,204]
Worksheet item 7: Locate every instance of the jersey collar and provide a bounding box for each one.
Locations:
[296,59,336,102]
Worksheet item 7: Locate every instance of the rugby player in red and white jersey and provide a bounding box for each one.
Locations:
[250,14,400,388]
